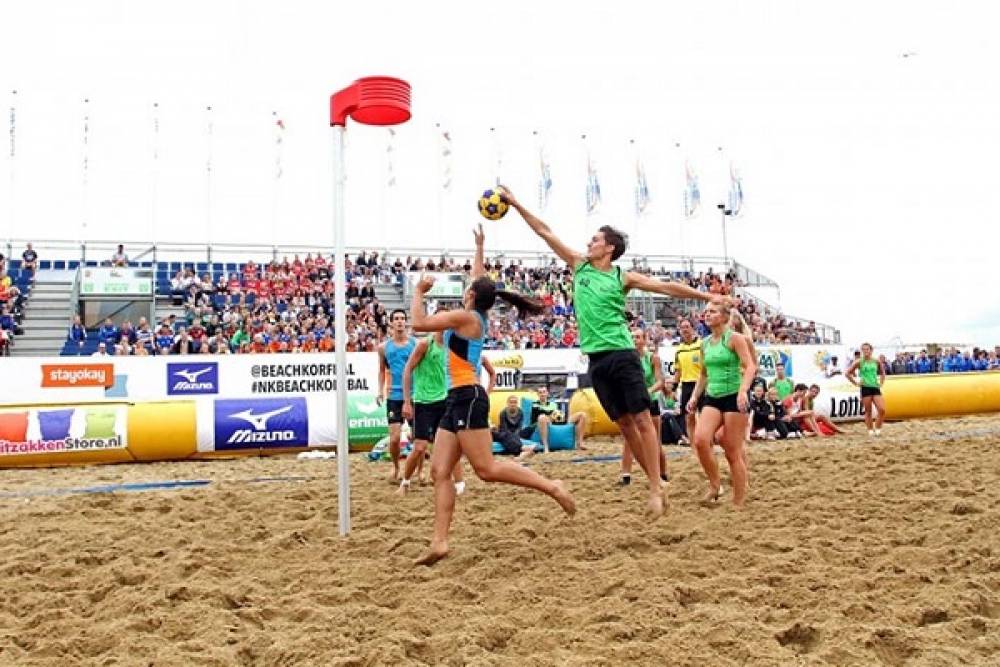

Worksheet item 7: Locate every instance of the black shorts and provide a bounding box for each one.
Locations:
[701,393,741,414]
[860,386,882,398]
[438,385,491,433]
[519,426,536,439]
[386,399,407,425]
[680,382,697,415]
[588,349,651,421]
[649,399,661,417]
[413,400,447,442]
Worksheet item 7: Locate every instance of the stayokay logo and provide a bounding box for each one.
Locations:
[213,398,308,449]
[167,362,219,395]
[347,395,388,444]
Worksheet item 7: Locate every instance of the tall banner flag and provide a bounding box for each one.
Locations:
[535,130,553,211]
[683,159,701,219]
[273,112,285,180]
[583,134,601,215]
[386,127,396,187]
[490,127,502,185]
[631,139,651,216]
[438,123,452,190]
[727,161,744,217]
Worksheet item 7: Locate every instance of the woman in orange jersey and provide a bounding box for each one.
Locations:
[411,225,576,566]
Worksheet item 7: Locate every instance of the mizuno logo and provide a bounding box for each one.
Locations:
[229,406,293,431]
[174,367,213,383]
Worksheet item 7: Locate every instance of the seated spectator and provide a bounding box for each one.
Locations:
[154,324,175,355]
[21,243,38,277]
[98,318,119,347]
[133,341,150,356]
[749,384,778,440]
[119,320,136,346]
[518,387,588,456]
[92,342,110,356]
[824,355,843,378]
[769,386,802,439]
[915,350,933,374]
[802,385,846,436]
[110,244,129,267]
[135,317,153,352]
[783,385,817,438]
[490,395,528,457]
[67,315,87,351]
[172,327,195,355]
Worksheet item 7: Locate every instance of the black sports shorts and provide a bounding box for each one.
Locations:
[587,349,651,422]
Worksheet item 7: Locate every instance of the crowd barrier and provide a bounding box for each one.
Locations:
[2,350,997,468]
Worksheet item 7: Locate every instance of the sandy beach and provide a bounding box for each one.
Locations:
[2,414,999,666]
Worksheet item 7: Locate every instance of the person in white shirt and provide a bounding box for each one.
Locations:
[825,355,843,378]
[92,342,109,356]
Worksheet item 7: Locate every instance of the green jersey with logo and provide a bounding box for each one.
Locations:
[640,351,659,399]
[703,329,743,397]
[573,262,633,354]
[773,377,794,400]
[859,358,880,388]
[413,337,447,404]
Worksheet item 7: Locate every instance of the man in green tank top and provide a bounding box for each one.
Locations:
[505,186,718,517]
[772,362,794,401]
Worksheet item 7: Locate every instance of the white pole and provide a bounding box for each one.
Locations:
[332,124,351,536]
[8,90,15,254]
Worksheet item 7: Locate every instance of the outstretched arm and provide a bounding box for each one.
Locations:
[625,271,720,303]
[504,186,584,268]
[472,224,486,279]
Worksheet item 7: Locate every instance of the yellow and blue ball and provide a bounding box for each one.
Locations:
[478,187,510,221]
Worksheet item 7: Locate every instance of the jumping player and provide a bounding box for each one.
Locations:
[506,187,717,516]
[378,310,416,481]
[412,224,575,566]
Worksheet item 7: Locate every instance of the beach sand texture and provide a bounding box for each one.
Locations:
[1,414,999,666]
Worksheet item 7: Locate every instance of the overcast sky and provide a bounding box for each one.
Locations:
[2,1,998,346]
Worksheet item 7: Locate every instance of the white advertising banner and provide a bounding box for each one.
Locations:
[0,404,128,457]
[0,353,380,404]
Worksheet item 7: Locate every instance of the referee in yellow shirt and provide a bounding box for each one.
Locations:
[673,319,703,444]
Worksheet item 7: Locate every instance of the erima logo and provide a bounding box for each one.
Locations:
[227,406,295,444]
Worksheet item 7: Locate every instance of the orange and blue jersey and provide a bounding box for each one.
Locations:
[444,311,487,389]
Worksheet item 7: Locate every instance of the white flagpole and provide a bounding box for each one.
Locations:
[7,90,15,253]
[206,106,214,253]
[332,124,350,536]
[81,98,90,245]
[150,102,159,249]
[271,111,281,251]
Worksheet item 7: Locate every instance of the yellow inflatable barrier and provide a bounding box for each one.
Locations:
[569,388,619,436]
[884,372,1000,420]
[128,401,198,461]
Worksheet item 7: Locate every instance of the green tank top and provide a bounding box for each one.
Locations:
[640,351,659,398]
[773,377,794,400]
[703,329,742,397]
[573,262,633,354]
[859,358,880,388]
[413,337,447,403]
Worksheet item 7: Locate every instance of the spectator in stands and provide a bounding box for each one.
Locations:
[915,350,933,373]
[135,317,152,352]
[119,320,136,346]
[0,305,19,338]
[67,315,86,351]
[98,318,119,347]
[21,243,38,277]
[824,355,843,378]
[92,342,109,356]
[133,340,150,356]
[110,244,129,267]
[172,326,194,355]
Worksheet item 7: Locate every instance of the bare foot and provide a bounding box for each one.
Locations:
[647,491,664,518]
[700,485,724,506]
[414,542,449,567]
[551,480,576,516]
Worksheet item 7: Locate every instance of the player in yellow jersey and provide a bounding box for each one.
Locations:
[673,319,702,445]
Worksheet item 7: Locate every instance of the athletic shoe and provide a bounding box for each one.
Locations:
[874,429,881,437]
[454,481,466,495]
[617,475,631,487]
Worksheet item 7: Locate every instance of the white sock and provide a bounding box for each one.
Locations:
[454,480,466,495]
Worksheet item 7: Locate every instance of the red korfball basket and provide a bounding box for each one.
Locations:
[330,76,411,127]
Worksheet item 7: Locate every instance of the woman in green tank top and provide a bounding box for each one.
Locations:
[618,328,670,486]
[687,299,757,509]
[846,342,886,436]
[399,332,465,493]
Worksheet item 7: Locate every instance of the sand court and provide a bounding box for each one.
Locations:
[2,415,999,665]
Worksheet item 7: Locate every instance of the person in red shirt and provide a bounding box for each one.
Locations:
[243,260,258,278]
[244,276,259,294]
[318,333,334,352]
[562,327,576,347]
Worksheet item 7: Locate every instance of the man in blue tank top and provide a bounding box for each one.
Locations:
[379,309,417,481]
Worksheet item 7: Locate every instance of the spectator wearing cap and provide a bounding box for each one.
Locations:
[92,342,109,356]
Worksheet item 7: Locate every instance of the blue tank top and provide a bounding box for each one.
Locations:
[384,337,416,400]
[444,311,488,390]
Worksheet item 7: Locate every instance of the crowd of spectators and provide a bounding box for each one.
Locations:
[62,248,836,356]
[877,347,1000,374]
[0,244,32,354]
